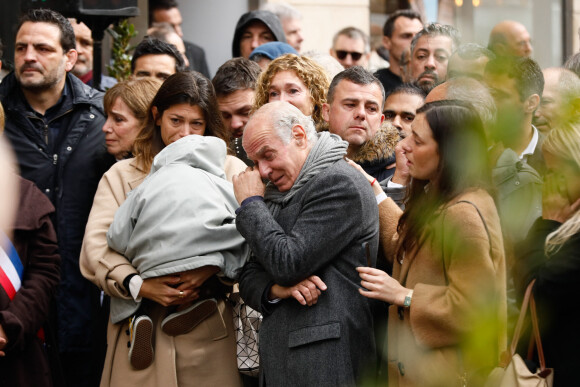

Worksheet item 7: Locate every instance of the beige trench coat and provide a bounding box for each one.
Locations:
[80,155,246,387]
[378,189,507,387]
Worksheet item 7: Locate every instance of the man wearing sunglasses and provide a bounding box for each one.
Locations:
[330,27,371,69]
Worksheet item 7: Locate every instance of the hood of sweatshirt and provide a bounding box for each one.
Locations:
[232,10,287,57]
[150,135,227,180]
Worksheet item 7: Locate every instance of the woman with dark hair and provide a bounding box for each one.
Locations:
[80,71,245,386]
[132,71,239,176]
[351,101,507,387]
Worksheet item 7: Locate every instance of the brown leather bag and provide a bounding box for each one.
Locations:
[484,279,553,387]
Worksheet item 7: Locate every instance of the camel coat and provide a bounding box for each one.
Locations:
[379,189,507,387]
[80,153,246,387]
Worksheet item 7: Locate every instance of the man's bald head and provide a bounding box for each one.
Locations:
[488,20,533,58]
[533,67,580,133]
[425,82,448,103]
[426,77,496,129]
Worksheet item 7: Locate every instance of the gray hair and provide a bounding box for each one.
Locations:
[332,26,370,54]
[302,50,345,80]
[564,52,580,77]
[273,103,318,145]
[445,77,496,128]
[454,42,495,61]
[549,67,580,99]
[148,22,177,39]
[410,23,461,56]
[261,2,302,22]
[253,102,317,145]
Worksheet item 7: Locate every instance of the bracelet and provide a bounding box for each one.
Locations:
[370,178,377,186]
[403,290,413,308]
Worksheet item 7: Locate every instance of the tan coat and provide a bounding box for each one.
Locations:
[80,155,246,387]
[379,189,507,387]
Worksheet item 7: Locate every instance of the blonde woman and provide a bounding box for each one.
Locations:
[253,53,330,129]
[515,121,580,387]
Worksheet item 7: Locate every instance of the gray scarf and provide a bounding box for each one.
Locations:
[265,132,348,217]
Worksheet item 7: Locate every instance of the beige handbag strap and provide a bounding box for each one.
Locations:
[509,280,534,357]
[507,279,547,371]
[529,292,547,371]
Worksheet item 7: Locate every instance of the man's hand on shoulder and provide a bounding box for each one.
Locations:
[233,166,266,205]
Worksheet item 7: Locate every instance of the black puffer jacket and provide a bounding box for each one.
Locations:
[232,10,286,57]
[0,72,114,353]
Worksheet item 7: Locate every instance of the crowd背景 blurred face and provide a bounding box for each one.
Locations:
[152,7,184,37]
[133,54,177,82]
[331,34,369,69]
[282,17,303,52]
[409,35,453,92]
[102,97,142,158]
[383,92,425,135]
[70,20,93,77]
[239,21,275,59]
[543,150,580,205]
[217,88,255,139]
[384,17,423,63]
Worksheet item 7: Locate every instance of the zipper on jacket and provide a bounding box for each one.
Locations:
[43,124,49,145]
[53,154,58,165]
[49,108,74,124]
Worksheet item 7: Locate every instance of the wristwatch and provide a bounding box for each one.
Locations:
[403,290,414,308]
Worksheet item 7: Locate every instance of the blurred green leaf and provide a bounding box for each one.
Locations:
[106,18,137,82]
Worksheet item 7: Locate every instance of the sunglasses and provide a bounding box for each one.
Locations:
[335,50,363,61]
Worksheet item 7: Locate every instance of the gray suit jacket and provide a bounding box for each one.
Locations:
[237,159,379,387]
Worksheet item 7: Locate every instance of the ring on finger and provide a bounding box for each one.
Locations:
[179,290,184,298]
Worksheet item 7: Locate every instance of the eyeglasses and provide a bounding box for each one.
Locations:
[335,50,363,61]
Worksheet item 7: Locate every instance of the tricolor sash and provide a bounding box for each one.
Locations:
[0,233,23,300]
[0,232,45,342]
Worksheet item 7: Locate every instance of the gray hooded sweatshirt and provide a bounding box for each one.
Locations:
[107,135,250,323]
[232,10,286,57]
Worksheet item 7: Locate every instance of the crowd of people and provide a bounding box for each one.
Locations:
[0,1,579,386]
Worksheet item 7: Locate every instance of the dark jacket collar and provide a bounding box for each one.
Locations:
[0,71,104,114]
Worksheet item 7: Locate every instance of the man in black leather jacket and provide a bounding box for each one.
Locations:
[0,8,114,387]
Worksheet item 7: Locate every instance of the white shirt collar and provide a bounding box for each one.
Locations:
[519,125,539,161]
